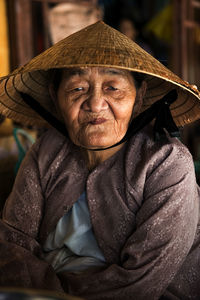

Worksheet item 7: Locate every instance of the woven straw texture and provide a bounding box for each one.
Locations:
[0,21,200,127]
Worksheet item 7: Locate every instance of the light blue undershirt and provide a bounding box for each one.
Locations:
[43,192,106,273]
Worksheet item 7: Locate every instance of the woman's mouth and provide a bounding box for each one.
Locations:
[89,118,107,125]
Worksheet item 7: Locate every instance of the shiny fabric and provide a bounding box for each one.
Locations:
[44,192,106,273]
[0,126,200,300]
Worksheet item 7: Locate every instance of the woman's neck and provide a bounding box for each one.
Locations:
[81,143,124,171]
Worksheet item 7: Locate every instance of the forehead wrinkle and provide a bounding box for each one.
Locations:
[63,67,88,78]
[99,68,128,77]
[63,67,129,78]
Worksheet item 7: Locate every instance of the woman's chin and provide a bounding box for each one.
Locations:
[72,132,123,150]
[79,138,116,150]
[81,142,111,150]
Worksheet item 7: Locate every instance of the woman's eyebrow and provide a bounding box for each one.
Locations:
[65,68,87,77]
[100,68,127,76]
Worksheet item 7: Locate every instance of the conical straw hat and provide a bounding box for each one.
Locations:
[0,21,200,128]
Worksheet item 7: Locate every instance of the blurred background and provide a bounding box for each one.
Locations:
[0,0,200,207]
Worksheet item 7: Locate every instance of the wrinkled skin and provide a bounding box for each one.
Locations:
[56,67,137,150]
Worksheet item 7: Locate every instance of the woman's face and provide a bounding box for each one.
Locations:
[56,67,137,149]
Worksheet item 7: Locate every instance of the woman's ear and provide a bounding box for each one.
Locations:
[48,83,57,104]
[133,80,147,117]
[48,83,64,122]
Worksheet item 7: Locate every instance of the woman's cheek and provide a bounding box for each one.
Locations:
[113,106,132,121]
[65,110,81,132]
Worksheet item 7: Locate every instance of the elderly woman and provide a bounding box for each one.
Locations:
[0,21,200,300]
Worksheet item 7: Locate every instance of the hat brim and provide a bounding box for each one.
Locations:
[0,21,200,128]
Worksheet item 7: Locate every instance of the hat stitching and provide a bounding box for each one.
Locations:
[0,83,32,117]
[171,93,190,110]
[20,73,49,96]
[4,77,24,106]
[174,101,198,118]
[12,77,44,119]
[28,72,47,87]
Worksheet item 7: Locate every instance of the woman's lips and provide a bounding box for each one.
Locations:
[89,118,107,125]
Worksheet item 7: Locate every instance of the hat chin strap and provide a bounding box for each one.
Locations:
[20,89,179,151]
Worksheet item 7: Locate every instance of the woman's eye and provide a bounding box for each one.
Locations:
[74,87,84,92]
[107,86,118,91]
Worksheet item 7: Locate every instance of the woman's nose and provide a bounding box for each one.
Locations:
[82,88,108,112]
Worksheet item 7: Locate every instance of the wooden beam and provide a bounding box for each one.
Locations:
[42,1,50,49]
[6,0,17,70]
[172,0,182,76]
[180,0,188,80]
[12,0,34,67]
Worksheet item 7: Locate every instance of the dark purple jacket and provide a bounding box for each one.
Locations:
[0,127,199,300]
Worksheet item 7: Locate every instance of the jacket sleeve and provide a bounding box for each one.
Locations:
[0,135,63,292]
[60,142,199,300]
